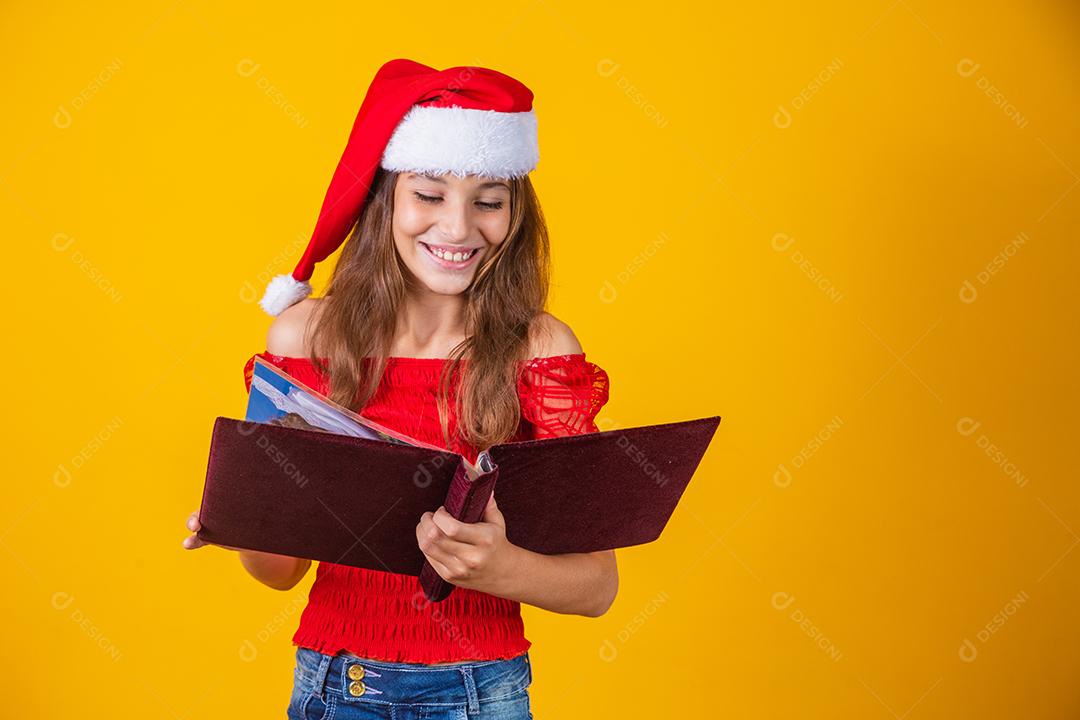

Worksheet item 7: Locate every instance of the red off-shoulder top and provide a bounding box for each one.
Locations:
[242,351,611,663]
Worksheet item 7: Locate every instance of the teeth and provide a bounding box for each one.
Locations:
[427,244,475,262]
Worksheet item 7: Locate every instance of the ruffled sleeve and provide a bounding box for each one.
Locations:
[244,351,330,395]
[516,353,610,439]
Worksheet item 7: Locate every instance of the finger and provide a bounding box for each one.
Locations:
[423,553,455,581]
[416,515,441,553]
[431,506,486,544]
[183,533,241,552]
[416,513,439,542]
[182,534,208,550]
[187,513,201,532]
[433,535,474,559]
[422,513,480,557]
[417,521,472,569]
[481,495,504,527]
[419,535,461,570]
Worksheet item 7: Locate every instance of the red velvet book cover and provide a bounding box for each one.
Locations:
[198,358,721,601]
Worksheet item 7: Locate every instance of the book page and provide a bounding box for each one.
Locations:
[245,356,447,451]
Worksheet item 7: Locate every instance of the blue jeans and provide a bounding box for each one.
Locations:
[287,646,534,719]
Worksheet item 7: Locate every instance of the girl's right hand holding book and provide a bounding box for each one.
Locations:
[182,510,239,551]
[183,508,311,590]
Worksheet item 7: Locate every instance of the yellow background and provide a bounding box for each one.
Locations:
[3,1,1078,717]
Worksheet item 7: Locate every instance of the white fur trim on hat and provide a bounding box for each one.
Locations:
[380,105,538,179]
[259,273,313,316]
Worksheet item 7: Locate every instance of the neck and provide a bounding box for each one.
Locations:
[393,285,468,358]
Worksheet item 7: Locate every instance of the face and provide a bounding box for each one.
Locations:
[392,172,512,296]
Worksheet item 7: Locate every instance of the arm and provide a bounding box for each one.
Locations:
[417,312,619,616]
[500,547,618,618]
[182,299,322,591]
[183,511,311,591]
[238,551,312,591]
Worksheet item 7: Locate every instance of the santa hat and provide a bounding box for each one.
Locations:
[258,58,539,316]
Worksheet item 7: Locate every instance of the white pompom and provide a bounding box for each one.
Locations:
[258,273,313,316]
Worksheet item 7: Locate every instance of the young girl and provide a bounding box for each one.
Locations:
[182,59,616,719]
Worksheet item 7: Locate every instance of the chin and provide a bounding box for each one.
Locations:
[425,279,473,296]
[410,270,474,296]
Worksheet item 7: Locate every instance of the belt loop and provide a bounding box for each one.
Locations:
[458,666,480,715]
[312,653,333,701]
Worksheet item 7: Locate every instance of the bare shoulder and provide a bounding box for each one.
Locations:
[528,311,584,358]
[266,297,324,357]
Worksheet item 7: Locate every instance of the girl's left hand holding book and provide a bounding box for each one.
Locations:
[416,494,619,616]
[415,494,522,596]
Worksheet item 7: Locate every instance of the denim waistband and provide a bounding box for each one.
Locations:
[294,646,532,712]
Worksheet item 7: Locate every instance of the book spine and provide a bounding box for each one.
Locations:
[419,457,500,602]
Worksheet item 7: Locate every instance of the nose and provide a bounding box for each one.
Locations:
[435,197,471,244]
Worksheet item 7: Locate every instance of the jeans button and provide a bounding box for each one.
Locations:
[347,664,365,680]
[348,680,366,697]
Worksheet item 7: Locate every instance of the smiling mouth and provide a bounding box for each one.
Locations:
[419,241,481,268]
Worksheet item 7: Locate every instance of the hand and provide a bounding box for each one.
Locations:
[416,494,521,594]
[182,509,240,551]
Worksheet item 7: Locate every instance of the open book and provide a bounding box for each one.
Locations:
[198,357,721,601]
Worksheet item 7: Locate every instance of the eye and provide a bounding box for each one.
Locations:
[413,192,504,211]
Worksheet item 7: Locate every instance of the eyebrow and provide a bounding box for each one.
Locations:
[409,173,510,191]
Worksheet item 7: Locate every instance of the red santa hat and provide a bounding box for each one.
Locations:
[258,58,539,316]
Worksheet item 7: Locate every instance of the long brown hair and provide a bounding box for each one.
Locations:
[307,167,551,451]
